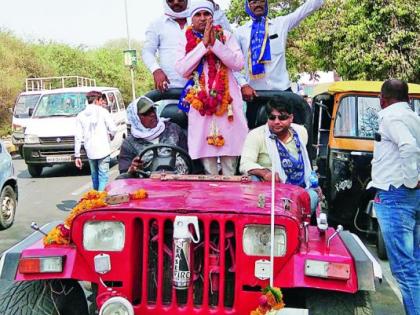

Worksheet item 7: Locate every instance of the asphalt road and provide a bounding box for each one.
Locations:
[0,157,405,314]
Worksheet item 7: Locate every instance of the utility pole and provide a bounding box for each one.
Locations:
[124,0,136,102]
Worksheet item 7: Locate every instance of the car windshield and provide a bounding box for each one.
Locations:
[14,94,41,118]
[33,92,87,118]
[334,95,381,139]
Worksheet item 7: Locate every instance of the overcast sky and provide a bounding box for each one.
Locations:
[0,0,231,47]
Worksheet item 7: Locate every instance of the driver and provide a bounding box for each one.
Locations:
[118,96,187,174]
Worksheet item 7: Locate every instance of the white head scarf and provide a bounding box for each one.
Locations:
[189,0,214,18]
[164,0,190,19]
[127,98,168,141]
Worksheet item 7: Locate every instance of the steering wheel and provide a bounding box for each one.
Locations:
[137,144,193,177]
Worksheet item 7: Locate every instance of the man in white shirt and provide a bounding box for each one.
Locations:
[234,0,324,128]
[142,0,232,92]
[75,91,117,191]
[368,79,420,315]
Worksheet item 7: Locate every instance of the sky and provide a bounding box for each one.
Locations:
[0,0,231,47]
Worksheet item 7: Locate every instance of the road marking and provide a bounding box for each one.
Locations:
[70,169,119,196]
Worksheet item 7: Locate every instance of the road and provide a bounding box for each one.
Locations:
[0,157,405,314]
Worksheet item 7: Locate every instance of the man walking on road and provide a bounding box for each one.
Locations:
[74,91,117,191]
[368,79,420,315]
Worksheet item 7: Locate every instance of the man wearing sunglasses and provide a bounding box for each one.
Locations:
[240,96,320,213]
[142,0,231,92]
[233,0,324,128]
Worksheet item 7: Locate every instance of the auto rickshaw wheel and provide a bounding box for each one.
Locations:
[306,290,373,315]
[0,279,88,315]
[376,224,388,260]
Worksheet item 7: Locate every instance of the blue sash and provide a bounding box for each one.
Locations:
[274,129,305,187]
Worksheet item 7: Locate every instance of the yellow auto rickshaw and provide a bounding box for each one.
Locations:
[311,81,420,259]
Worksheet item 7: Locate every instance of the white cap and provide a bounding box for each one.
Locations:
[189,0,214,17]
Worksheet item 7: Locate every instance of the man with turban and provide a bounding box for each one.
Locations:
[142,0,232,92]
[175,0,248,175]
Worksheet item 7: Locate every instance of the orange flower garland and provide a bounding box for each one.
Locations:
[250,286,285,315]
[183,26,233,121]
[43,189,148,246]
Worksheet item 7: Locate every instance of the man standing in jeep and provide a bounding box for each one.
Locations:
[142,0,231,92]
[234,0,324,128]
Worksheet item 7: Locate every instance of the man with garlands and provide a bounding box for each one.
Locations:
[234,0,324,128]
[142,0,231,92]
[176,0,248,175]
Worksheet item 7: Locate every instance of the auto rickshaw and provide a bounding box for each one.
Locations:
[311,81,420,259]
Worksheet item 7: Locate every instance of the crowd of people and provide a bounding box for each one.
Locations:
[73,1,419,313]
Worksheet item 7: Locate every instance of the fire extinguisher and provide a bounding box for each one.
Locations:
[173,216,200,290]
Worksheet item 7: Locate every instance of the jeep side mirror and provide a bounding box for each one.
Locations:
[28,108,34,117]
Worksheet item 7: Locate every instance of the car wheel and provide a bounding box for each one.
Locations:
[0,185,17,230]
[0,280,88,315]
[27,165,43,177]
[306,290,373,315]
[376,224,388,260]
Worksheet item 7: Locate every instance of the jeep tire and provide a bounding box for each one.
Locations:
[306,290,373,315]
[27,165,43,177]
[0,185,17,230]
[0,280,88,315]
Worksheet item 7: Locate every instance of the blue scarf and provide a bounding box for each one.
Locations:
[245,0,271,79]
[178,30,205,113]
[274,129,305,187]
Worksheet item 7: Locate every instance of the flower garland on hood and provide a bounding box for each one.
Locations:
[43,189,148,246]
[178,26,233,121]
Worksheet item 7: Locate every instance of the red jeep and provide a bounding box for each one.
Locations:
[0,91,381,315]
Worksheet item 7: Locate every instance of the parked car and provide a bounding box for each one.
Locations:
[22,86,127,177]
[0,141,18,230]
[311,81,420,259]
[0,90,381,315]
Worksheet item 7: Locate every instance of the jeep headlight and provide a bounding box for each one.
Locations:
[243,224,286,257]
[24,134,40,144]
[83,221,125,251]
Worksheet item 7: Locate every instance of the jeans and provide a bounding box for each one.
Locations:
[375,186,420,315]
[88,155,111,191]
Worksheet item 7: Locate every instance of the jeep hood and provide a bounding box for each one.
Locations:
[105,178,311,219]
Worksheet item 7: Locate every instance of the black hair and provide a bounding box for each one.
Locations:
[265,96,293,116]
[381,79,409,102]
[86,91,102,104]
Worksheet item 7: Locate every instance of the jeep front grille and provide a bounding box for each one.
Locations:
[137,216,237,310]
[39,136,74,144]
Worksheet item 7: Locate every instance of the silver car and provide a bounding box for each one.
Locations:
[0,141,18,229]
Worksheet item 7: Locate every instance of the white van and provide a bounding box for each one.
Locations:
[22,86,127,177]
[11,91,43,156]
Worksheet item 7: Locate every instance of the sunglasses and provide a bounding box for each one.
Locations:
[268,113,291,121]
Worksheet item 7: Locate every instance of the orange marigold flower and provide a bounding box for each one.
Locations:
[130,189,148,200]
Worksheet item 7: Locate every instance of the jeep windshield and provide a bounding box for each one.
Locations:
[13,94,41,118]
[33,92,87,118]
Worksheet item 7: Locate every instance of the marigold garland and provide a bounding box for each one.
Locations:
[250,286,285,315]
[183,26,233,122]
[43,189,148,246]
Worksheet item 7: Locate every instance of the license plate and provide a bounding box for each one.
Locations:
[46,155,72,163]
